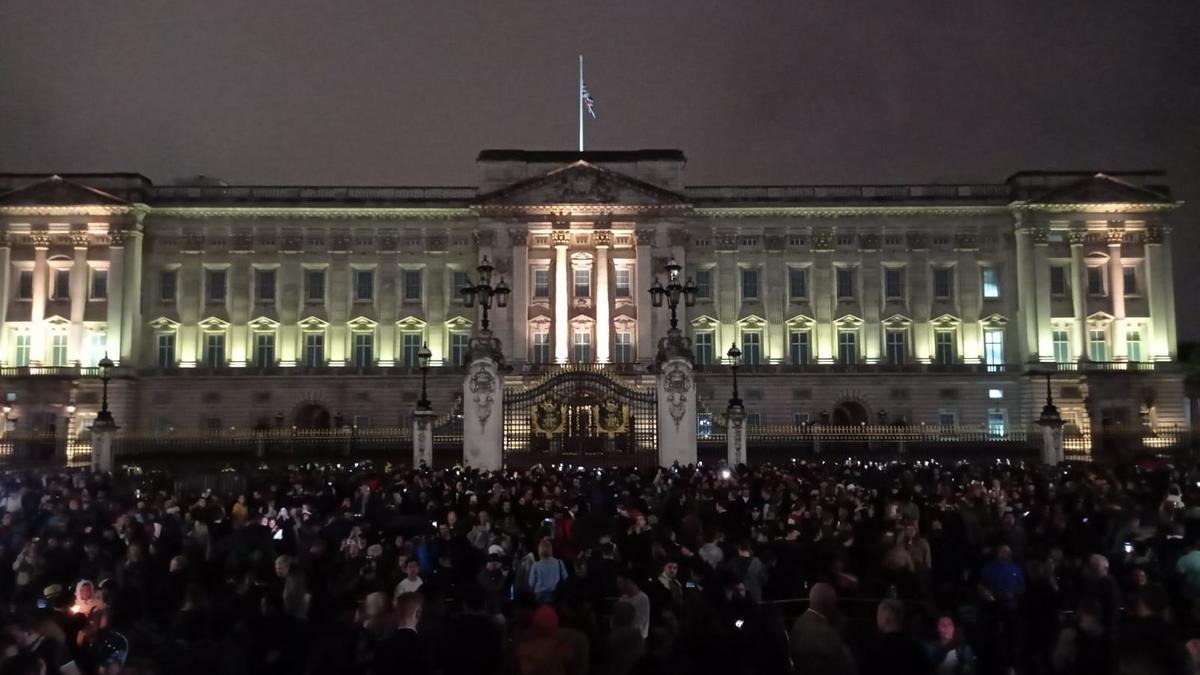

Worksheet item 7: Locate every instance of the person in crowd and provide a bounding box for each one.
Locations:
[730,539,768,603]
[925,614,976,675]
[789,582,855,675]
[601,601,644,675]
[528,539,568,604]
[516,605,575,675]
[614,572,650,639]
[394,558,423,599]
[373,592,430,675]
[860,598,930,675]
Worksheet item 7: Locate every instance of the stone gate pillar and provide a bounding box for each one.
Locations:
[726,403,747,467]
[463,333,504,471]
[412,408,435,468]
[1036,374,1065,465]
[90,417,118,474]
[656,329,696,466]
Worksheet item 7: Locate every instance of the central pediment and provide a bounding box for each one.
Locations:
[477,161,688,209]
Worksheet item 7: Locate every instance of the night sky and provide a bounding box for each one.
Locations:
[2,1,1198,336]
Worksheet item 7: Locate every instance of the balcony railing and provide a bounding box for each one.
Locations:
[692,362,1014,375]
[149,185,477,204]
[0,365,106,378]
[684,183,1011,203]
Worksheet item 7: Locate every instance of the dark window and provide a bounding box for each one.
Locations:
[52,269,71,299]
[90,270,107,300]
[1123,266,1138,295]
[17,270,33,300]
[403,270,422,301]
[789,268,808,300]
[1049,266,1067,296]
[884,268,904,300]
[695,270,712,299]
[354,270,374,301]
[254,269,276,303]
[742,269,759,300]
[1087,266,1106,295]
[836,268,855,299]
[205,269,226,303]
[304,269,325,302]
[933,267,954,299]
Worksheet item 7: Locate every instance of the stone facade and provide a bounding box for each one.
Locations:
[0,150,1187,453]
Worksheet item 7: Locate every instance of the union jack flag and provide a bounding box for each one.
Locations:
[581,82,596,118]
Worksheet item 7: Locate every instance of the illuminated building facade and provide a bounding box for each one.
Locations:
[0,150,1187,455]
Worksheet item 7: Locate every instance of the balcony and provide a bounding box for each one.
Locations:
[0,365,108,378]
[692,362,1014,375]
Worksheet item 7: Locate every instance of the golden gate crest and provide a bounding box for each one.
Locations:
[531,397,566,438]
[594,398,629,437]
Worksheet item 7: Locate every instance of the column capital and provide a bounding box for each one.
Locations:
[1067,227,1088,246]
[1031,227,1050,245]
[70,232,91,250]
[635,229,655,246]
[1146,222,1171,244]
[551,229,570,247]
[30,231,52,249]
[108,229,131,247]
[1105,226,1125,247]
[593,229,612,247]
[508,228,528,246]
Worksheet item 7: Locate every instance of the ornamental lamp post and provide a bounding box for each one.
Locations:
[648,257,697,332]
[725,342,747,466]
[416,343,433,411]
[94,354,116,430]
[726,343,743,409]
[460,257,510,334]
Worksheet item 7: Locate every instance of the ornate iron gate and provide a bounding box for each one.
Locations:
[504,367,657,466]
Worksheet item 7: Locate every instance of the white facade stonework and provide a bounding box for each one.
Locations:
[0,150,1187,459]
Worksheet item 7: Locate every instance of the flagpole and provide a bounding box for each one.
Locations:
[578,55,584,152]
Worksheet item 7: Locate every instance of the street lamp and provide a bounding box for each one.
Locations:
[726,343,743,408]
[416,342,433,411]
[460,257,510,333]
[94,354,116,430]
[648,257,697,331]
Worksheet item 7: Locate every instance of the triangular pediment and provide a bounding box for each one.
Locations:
[883,314,913,327]
[248,316,280,331]
[478,161,687,207]
[0,176,129,207]
[297,316,329,331]
[1026,174,1172,205]
[198,316,230,331]
[149,316,180,331]
[931,313,961,329]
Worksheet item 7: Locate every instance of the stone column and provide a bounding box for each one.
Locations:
[812,231,834,363]
[106,231,126,366]
[412,408,435,468]
[595,232,611,363]
[90,418,118,473]
[30,232,50,365]
[1068,225,1088,360]
[69,233,89,365]
[1033,229,1054,361]
[121,227,144,364]
[1145,222,1173,359]
[1015,224,1038,360]
[0,230,9,362]
[463,343,503,471]
[726,403,747,466]
[553,229,570,363]
[636,229,656,362]
[1107,225,1126,361]
[510,229,529,363]
[657,352,697,466]
[861,240,881,363]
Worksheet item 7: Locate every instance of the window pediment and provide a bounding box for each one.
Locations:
[883,314,912,328]
[690,314,719,329]
[737,314,767,328]
[393,316,423,330]
[249,316,280,331]
[980,313,1008,327]
[786,314,815,328]
[444,316,472,330]
[148,316,180,331]
[834,314,863,328]
[297,316,329,331]
[931,314,960,329]
[198,316,230,332]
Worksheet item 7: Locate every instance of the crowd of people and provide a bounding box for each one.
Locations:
[0,456,1196,674]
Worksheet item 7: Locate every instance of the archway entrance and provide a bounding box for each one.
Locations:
[293,403,332,429]
[832,400,869,426]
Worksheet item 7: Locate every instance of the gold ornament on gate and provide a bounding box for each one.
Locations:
[594,398,629,437]
[532,397,566,438]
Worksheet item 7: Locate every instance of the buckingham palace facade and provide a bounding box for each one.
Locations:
[0,149,1187,456]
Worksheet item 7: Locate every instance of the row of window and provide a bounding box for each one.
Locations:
[705,265,1002,304]
[696,409,1011,435]
[153,331,474,370]
[1066,264,1141,297]
[157,267,435,305]
[9,332,108,367]
[691,328,1005,367]
[12,268,108,301]
[525,331,637,364]
[530,268,634,299]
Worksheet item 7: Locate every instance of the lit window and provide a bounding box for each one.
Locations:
[988,388,1003,399]
[303,333,324,368]
[255,334,276,368]
[205,333,225,367]
[50,334,68,367]
[741,269,759,300]
[86,332,107,367]
[987,409,1008,437]
[981,267,999,299]
[352,333,374,368]
[572,330,592,363]
[1126,329,1143,363]
[532,332,551,363]
[400,333,421,367]
[694,331,714,365]
[533,270,550,298]
[1088,328,1108,362]
[983,328,1004,370]
[837,331,857,365]
[615,331,634,363]
[1052,330,1070,363]
[789,331,810,365]
[574,269,591,297]
[741,332,761,365]
[13,334,31,367]
[450,332,471,367]
[614,269,631,298]
[885,330,906,364]
[934,331,955,364]
[157,333,176,369]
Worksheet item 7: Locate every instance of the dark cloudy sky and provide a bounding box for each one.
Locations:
[2,1,1199,335]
